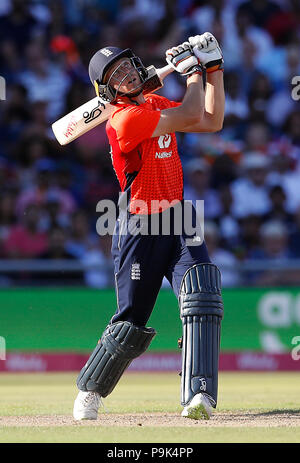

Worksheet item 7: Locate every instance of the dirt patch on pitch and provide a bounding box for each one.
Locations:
[1,411,300,428]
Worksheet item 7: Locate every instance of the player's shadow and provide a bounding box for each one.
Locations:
[254,409,300,416]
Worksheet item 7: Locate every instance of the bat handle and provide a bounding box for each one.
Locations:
[156,64,174,81]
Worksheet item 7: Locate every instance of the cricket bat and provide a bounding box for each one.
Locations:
[52,64,173,145]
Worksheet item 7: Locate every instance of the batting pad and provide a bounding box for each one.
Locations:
[76,321,156,396]
[179,264,224,406]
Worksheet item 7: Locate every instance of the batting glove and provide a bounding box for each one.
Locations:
[166,42,203,76]
[189,32,224,73]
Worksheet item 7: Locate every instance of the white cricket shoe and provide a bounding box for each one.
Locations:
[73,390,101,420]
[181,393,214,420]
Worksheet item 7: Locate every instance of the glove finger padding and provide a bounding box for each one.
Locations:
[166,42,202,76]
[189,32,217,52]
[192,45,224,73]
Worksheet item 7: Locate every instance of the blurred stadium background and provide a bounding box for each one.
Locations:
[0,0,299,373]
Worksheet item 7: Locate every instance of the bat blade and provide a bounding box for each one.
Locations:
[52,64,173,146]
[52,96,112,145]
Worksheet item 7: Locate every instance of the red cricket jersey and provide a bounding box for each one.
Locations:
[106,94,183,215]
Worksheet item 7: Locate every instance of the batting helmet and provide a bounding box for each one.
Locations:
[88,46,148,102]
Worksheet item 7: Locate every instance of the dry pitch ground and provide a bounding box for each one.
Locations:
[1,410,300,428]
[0,372,300,442]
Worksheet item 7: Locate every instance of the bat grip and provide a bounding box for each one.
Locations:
[156,64,174,81]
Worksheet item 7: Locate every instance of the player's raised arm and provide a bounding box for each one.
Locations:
[151,42,205,137]
[181,32,225,133]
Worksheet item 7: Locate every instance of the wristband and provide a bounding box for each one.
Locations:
[206,61,224,74]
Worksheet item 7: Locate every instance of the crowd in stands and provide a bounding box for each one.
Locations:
[0,0,299,287]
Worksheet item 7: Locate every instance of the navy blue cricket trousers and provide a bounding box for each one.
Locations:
[110,204,211,327]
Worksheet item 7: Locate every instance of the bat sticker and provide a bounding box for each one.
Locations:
[64,115,77,138]
[83,100,106,124]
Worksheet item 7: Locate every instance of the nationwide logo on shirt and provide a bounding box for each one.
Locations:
[155,151,172,159]
[158,134,171,149]
[155,134,172,159]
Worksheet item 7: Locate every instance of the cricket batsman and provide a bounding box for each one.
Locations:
[73,32,225,421]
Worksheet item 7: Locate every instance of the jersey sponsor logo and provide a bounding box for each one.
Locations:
[156,134,172,159]
[100,48,113,57]
[158,134,171,149]
[155,151,172,159]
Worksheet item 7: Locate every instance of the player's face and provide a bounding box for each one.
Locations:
[105,58,142,95]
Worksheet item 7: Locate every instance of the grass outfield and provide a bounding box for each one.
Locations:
[0,371,300,443]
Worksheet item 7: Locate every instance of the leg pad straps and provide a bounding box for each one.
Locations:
[179,264,224,406]
[77,321,156,396]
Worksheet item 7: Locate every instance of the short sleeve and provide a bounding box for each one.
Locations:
[147,94,181,109]
[168,100,181,109]
[110,105,161,153]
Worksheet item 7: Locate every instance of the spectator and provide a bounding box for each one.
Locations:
[3,203,48,258]
[0,84,29,149]
[247,220,295,286]
[244,122,271,153]
[37,226,84,285]
[258,41,300,89]
[222,5,274,72]
[248,72,273,124]
[0,0,39,53]
[0,0,299,289]
[223,71,249,133]
[0,157,18,192]
[231,152,271,218]
[205,221,241,287]
[217,183,239,248]
[17,41,71,120]
[262,184,294,226]
[210,151,237,189]
[284,43,300,81]
[254,220,290,259]
[66,210,97,259]
[266,77,299,128]
[19,100,50,140]
[16,158,77,218]
[0,38,22,81]
[283,110,300,149]
[117,0,168,39]
[81,234,113,288]
[14,136,54,189]
[236,214,262,259]
[38,226,76,260]
[237,0,282,30]
[0,191,17,247]
[270,167,300,217]
[266,0,300,46]
[288,205,300,258]
[267,151,300,213]
[268,151,294,184]
[184,158,222,220]
[40,193,71,231]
